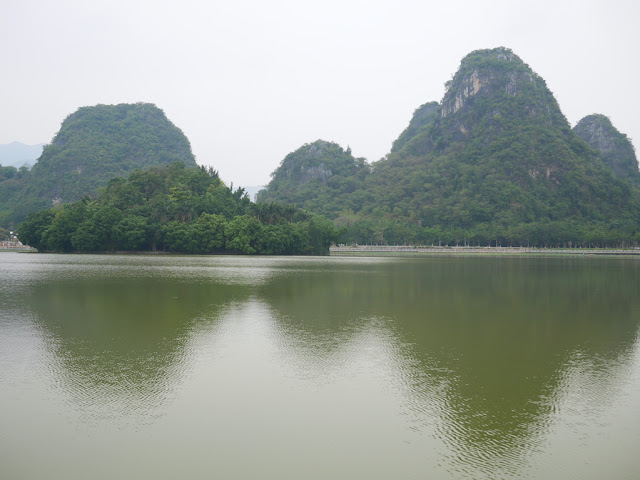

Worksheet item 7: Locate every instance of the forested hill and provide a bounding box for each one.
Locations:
[369,47,633,227]
[259,47,640,246]
[573,114,640,185]
[0,103,196,228]
[257,140,370,217]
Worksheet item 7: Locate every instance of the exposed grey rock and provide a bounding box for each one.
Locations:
[299,164,332,184]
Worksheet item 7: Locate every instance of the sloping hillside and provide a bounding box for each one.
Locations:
[1,103,197,227]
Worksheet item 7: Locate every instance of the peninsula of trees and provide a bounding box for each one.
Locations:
[18,163,337,254]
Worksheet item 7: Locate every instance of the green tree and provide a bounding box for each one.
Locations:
[17,208,56,250]
[225,215,262,254]
[114,216,150,251]
[186,213,226,253]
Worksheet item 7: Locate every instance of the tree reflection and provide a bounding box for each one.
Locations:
[28,274,249,425]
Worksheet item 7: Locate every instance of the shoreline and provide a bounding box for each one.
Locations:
[330,246,640,256]
[3,246,639,257]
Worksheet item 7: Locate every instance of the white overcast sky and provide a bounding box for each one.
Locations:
[1,0,638,187]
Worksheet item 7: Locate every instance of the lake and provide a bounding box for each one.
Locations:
[1,252,639,479]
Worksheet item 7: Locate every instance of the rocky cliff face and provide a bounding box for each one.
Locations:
[385,48,573,163]
[438,48,565,142]
[278,141,335,184]
[573,114,639,184]
[442,49,524,117]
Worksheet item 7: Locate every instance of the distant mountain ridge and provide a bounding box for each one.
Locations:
[0,103,197,227]
[0,141,44,168]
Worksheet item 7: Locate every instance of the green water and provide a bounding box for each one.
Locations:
[1,253,639,479]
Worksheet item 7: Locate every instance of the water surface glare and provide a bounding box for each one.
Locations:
[1,253,639,479]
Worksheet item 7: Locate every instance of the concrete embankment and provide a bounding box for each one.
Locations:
[330,246,640,256]
[0,244,36,252]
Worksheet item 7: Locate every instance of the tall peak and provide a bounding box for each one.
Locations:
[436,47,570,145]
[442,47,534,118]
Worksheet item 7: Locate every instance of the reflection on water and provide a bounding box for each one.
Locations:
[1,253,639,479]
[260,257,640,477]
[29,277,249,427]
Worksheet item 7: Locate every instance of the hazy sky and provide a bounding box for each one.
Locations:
[2,0,638,187]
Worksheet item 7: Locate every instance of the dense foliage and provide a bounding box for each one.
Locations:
[18,163,337,255]
[259,48,640,247]
[573,114,640,185]
[1,103,197,228]
[390,102,439,153]
[257,140,371,218]
[0,164,37,227]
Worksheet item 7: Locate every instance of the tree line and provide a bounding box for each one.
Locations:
[334,213,640,248]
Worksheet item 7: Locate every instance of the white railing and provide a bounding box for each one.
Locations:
[330,245,640,255]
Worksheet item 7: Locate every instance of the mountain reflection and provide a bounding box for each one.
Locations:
[16,254,640,477]
[260,256,640,475]
[28,274,249,425]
